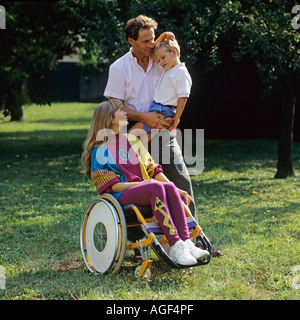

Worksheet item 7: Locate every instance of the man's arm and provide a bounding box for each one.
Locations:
[107,96,171,129]
[106,97,144,122]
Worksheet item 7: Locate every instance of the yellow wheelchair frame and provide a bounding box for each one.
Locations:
[80,193,211,280]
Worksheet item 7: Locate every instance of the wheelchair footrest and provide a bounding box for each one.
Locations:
[145,216,197,235]
[145,221,164,235]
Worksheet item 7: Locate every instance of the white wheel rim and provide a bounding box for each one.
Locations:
[85,201,119,273]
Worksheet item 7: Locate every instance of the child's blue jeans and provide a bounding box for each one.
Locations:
[143,101,176,133]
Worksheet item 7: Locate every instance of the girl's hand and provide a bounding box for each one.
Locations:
[139,179,157,184]
[177,188,192,206]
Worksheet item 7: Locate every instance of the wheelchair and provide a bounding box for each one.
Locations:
[80,193,211,280]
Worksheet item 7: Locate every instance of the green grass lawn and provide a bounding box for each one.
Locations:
[0,102,299,300]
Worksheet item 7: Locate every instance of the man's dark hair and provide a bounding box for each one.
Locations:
[125,15,158,41]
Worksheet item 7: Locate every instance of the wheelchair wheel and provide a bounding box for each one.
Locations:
[80,194,127,275]
[134,266,151,281]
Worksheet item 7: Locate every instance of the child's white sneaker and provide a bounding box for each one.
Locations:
[169,240,197,266]
[185,239,210,260]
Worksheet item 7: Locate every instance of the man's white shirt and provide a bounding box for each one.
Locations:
[104,48,163,113]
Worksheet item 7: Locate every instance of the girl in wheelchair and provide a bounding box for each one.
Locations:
[81,99,209,266]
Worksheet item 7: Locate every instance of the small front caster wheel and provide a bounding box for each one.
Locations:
[134,266,151,281]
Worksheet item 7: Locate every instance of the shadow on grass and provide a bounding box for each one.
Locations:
[201,139,300,172]
[0,129,88,157]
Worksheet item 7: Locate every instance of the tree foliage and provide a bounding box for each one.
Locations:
[0,1,81,119]
[184,0,300,92]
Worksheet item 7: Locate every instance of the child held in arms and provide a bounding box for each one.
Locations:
[130,34,192,142]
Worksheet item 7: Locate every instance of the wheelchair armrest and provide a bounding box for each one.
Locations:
[122,204,153,224]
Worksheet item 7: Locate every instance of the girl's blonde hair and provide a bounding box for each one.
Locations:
[81,99,123,176]
[154,39,180,58]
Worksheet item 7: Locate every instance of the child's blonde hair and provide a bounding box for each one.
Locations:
[81,99,123,176]
[154,39,180,58]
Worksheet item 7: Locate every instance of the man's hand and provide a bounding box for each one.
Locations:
[165,117,174,126]
[143,112,171,130]
[162,31,175,41]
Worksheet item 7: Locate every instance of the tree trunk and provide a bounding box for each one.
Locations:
[274,76,299,179]
[10,104,23,121]
[7,83,24,121]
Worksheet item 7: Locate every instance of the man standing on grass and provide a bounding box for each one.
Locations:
[104,15,198,247]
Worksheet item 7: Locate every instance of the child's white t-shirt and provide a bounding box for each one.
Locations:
[153,62,192,107]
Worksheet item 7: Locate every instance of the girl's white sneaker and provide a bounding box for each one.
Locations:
[169,240,197,266]
[185,239,210,260]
